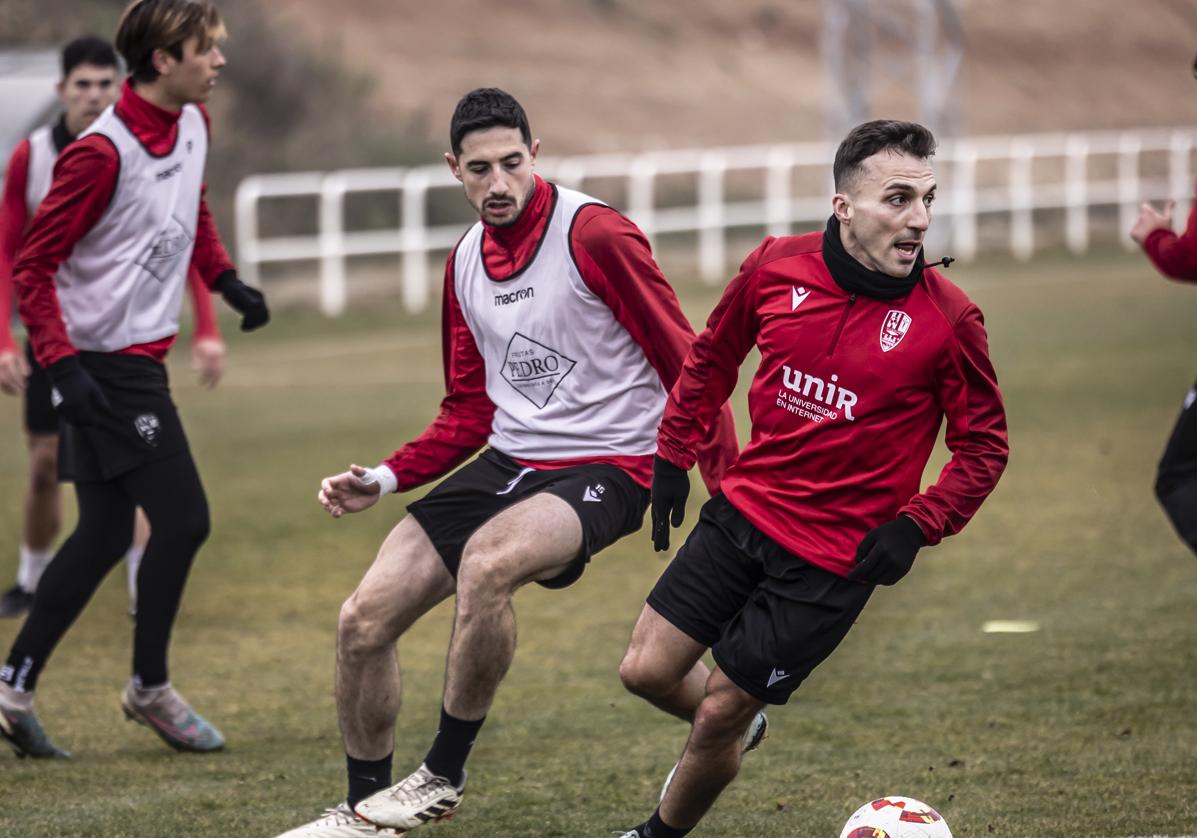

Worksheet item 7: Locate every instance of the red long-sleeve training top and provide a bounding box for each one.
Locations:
[658,232,1009,577]
[1143,184,1197,282]
[11,81,231,367]
[381,175,739,492]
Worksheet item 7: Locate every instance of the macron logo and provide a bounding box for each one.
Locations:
[766,668,791,688]
[791,286,810,311]
[583,484,605,503]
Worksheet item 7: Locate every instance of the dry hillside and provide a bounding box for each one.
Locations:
[270,0,1197,155]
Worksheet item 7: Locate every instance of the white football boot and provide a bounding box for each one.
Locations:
[275,802,405,837]
[354,763,465,830]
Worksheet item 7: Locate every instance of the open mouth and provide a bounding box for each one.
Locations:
[894,241,921,259]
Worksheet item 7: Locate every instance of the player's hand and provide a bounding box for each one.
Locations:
[214,270,270,332]
[650,454,690,552]
[0,348,30,396]
[191,337,226,389]
[846,515,926,586]
[46,355,111,426]
[318,464,383,518]
[1130,200,1174,246]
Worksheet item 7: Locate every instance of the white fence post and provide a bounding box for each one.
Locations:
[765,146,793,238]
[234,178,263,288]
[1009,139,1034,261]
[401,169,431,313]
[628,156,658,251]
[1171,131,1192,226]
[698,152,726,285]
[1065,135,1089,256]
[951,143,977,262]
[318,174,347,317]
[1118,133,1142,252]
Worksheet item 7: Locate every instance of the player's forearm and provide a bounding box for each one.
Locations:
[1144,228,1197,282]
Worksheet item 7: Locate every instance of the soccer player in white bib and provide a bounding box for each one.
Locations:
[0,36,226,621]
[278,88,738,836]
[0,0,268,760]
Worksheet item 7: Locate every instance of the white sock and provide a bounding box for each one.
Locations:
[125,544,145,606]
[17,545,53,593]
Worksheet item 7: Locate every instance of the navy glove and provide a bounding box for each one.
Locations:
[846,515,926,586]
[650,454,690,552]
[47,356,111,427]
[214,270,270,332]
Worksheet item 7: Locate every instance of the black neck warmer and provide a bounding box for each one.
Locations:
[52,115,76,154]
[821,215,923,300]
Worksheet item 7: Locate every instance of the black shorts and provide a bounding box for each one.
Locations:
[23,341,58,435]
[647,494,873,705]
[58,352,189,484]
[408,447,650,590]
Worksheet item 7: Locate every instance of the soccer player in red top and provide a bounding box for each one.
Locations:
[1130,52,1197,558]
[0,36,225,620]
[616,120,1009,838]
[0,0,267,760]
[278,88,738,837]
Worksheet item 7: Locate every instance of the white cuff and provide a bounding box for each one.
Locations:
[361,464,398,496]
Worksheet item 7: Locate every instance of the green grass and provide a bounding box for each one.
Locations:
[2,249,1197,836]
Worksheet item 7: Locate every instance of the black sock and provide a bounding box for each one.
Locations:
[640,809,692,838]
[422,706,485,787]
[346,752,392,809]
[0,652,42,693]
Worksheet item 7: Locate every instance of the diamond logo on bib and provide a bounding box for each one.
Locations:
[138,215,194,283]
[502,332,577,409]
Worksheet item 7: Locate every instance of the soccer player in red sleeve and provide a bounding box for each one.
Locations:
[616,121,1009,838]
[279,89,737,837]
[0,0,267,760]
[0,37,225,621]
[1129,53,1197,558]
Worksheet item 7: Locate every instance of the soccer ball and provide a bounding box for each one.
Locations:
[839,796,952,838]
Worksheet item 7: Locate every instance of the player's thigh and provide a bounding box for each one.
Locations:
[459,492,583,589]
[345,514,456,638]
[623,601,708,685]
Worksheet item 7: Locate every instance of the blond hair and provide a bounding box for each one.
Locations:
[115,0,226,83]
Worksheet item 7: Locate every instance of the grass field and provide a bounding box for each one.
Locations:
[2,248,1197,837]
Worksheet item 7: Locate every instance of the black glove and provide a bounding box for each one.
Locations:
[650,454,690,552]
[214,270,270,332]
[47,356,111,427]
[846,515,926,586]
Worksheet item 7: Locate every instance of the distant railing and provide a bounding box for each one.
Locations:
[235,127,1196,315]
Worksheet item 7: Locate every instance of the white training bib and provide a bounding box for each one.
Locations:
[454,184,666,460]
[54,103,207,352]
[24,125,57,215]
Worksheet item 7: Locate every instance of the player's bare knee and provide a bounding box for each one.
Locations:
[337,595,392,659]
[619,647,669,698]
[28,445,59,495]
[456,549,518,610]
[692,691,759,747]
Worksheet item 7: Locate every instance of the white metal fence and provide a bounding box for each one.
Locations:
[235,127,1196,315]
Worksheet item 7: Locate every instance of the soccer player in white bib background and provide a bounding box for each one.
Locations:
[0,36,227,622]
[0,0,268,760]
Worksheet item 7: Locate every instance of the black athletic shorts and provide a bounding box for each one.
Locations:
[647,494,873,705]
[58,352,189,484]
[408,447,650,590]
[23,341,58,435]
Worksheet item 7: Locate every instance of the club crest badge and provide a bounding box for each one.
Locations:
[134,413,161,447]
[880,310,912,353]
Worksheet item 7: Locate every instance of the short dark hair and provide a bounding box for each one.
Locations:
[450,88,532,157]
[62,36,119,78]
[833,120,937,191]
[115,0,226,84]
